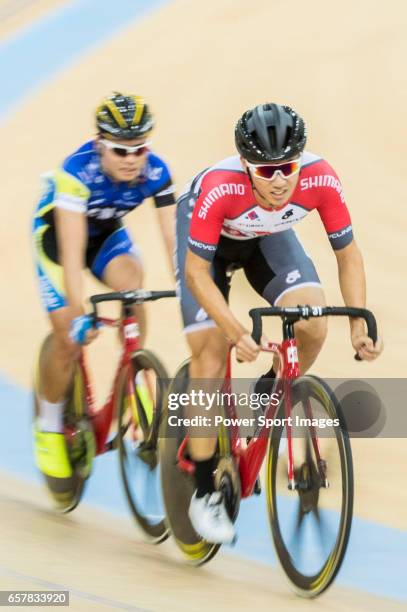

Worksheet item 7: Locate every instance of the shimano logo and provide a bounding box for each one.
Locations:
[198,183,245,219]
[300,175,345,202]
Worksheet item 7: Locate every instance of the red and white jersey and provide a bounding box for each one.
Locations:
[181,152,353,261]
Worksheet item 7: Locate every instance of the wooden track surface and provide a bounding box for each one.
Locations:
[0,471,404,611]
[0,0,68,39]
[0,0,405,607]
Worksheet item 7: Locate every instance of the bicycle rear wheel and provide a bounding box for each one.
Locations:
[33,359,94,513]
[266,375,353,597]
[117,349,170,543]
[159,360,235,565]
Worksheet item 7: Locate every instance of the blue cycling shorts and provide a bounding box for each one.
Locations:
[32,217,141,312]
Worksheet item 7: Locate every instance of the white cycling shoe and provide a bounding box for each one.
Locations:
[188,491,236,544]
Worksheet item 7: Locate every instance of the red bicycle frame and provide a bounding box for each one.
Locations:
[176,335,316,495]
[69,288,176,455]
[176,302,377,497]
[74,314,141,455]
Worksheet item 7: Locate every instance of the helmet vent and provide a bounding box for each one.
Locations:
[284,125,293,148]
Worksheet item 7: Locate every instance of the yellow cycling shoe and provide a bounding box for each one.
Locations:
[33,426,73,479]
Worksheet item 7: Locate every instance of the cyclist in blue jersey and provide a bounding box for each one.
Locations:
[32,92,176,480]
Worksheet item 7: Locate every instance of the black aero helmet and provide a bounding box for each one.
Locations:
[235,103,307,163]
[96,92,154,139]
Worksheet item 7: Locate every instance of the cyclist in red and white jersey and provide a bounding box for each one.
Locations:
[175,103,383,543]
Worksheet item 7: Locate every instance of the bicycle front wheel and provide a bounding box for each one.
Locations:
[117,349,170,544]
[266,375,353,597]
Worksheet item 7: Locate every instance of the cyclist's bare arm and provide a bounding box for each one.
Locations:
[185,249,259,361]
[156,204,176,278]
[335,239,383,359]
[54,208,98,346]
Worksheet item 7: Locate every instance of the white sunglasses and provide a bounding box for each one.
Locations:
[247,156,302,181]
[100,139,151,157]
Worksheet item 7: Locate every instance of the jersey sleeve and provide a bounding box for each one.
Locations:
[153,178,176,207]
[315,160,354,249]
[146,153,176,208]
[188,173,228,261]
[53,168,90,213]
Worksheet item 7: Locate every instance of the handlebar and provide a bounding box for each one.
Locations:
[89,289,176,322]
[249,305,377,361]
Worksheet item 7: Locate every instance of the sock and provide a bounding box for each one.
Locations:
[38,398,65,433]
[194,457,215,498]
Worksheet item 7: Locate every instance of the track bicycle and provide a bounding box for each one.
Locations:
[34,289,175,544]
[159,304,377,596]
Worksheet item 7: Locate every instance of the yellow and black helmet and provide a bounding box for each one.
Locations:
[96,92,154,138]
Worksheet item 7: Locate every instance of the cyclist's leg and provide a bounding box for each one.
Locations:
[33,219,80,417]
[176,199,231,460]
[183,321,234,543]
[276,286,327,372]
[39,309,80,405]
[33,221,79,476]
[89,225,146,345]
[180,256,231,461]
[102,256,145,342]
[186,327,229,460]
[175,195,235,542]
[244,230,327,373]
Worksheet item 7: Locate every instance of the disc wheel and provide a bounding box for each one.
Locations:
[159,359,235,565]
[266,375,353,597]
[118,349,170,543]
[34,359,94,513]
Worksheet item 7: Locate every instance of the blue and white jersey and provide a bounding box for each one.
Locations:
[35,140,175,235]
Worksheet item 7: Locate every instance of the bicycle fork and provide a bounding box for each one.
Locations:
[281,336,329,491]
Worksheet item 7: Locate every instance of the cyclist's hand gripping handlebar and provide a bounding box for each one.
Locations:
[70,290,176,344]
[69,315,101,345]
[248,305,377,361]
